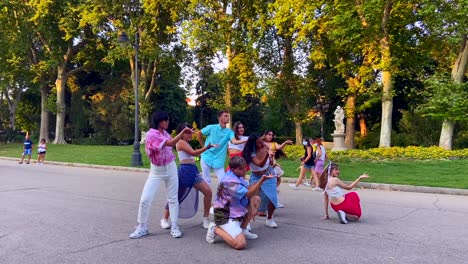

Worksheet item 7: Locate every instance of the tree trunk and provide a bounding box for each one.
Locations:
[294,119,303,145]
[39,82,50,142]
[439,120,454,150]
[225,34,233,127]
[358,113,368,137]
[380,70,393,147]
[379,0,393,147]
[53,65,67,144]
[5,85,22,130]
[344,95,356,149]
[439,35,468,150]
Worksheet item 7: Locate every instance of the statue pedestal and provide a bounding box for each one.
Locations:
[332,133,347,151]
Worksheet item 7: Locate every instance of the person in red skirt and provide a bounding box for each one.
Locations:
[318,162,369,224]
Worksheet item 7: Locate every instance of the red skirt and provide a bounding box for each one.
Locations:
[226,152,250,171]
[330,192,362,218]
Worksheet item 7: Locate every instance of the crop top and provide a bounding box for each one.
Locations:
[249,152,270,172]
[177,150,195,162]
[325,186,344,199]
[228,136,248,151]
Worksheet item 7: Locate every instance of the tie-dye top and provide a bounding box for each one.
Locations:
[213,170,249,218]
[145,128,175,166]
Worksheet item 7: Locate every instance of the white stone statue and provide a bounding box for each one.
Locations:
[333,106,345,134]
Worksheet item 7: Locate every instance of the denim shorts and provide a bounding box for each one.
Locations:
[304,164,315,170]
[23,149,32,156]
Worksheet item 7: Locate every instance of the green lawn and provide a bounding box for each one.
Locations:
[1,143,467,189]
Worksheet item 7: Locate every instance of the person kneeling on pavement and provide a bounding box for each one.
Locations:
[206,156,273,250]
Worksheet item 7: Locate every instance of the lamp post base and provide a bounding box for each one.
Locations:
[131,143,143,167]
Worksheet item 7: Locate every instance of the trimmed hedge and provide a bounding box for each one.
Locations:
[282,145,468,161]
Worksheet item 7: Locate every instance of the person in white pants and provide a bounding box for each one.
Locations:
[196,110,246,185]
[129,110,193,239]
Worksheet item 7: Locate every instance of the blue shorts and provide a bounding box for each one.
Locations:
[23,149,32,156]
[304,164,315,170]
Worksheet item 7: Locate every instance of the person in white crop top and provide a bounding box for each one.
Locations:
[227,121,249,169]
[160,123,218,230]
[319,162,369,224]
[36,138,47,164]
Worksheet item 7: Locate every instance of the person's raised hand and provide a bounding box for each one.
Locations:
[182,127,194,134]
[262,172,275,180]
[359,173,370,179]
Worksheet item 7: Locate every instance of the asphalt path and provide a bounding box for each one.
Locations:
[1,159,467,264]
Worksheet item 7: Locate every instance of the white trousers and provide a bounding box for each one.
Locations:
[137,161,179,226]
[200,158,226,184]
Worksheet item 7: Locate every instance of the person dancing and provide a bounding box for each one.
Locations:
[227,121,249,171]
[243,133,279,228]
[263,130,292,207]
[160,123,216,230]
[319,162,369,224]
[206,156,272,249]
[129,111,193,239]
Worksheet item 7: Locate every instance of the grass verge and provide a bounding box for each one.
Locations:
[1,143,467,189]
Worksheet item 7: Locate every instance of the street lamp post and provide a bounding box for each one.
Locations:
[118,31,143,166]
[316,97,330,141]
[196,80,208,128]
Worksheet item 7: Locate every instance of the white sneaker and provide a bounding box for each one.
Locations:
[246,223,252,231]
[304,181,311,187]
[277,202,284,208]
[170,225,182,238]
[312,187,323,192]
[265,219,278,228]
[289,183,299,190]
[242,229,258,240]
[129,227,149,239]
[202,217,210,229]
[206,222,216,244]
[337,210,348,224]
[160,218,171,229]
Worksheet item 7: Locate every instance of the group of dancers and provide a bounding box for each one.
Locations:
[129,110,369,249]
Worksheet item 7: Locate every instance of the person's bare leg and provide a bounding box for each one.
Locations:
[312,170,319,187]
[241,196,260,229]
[162,208,169,220]
[267,202,275,220]
[295,166,306,186]
[194,181,212,217]
[213,226,247,250]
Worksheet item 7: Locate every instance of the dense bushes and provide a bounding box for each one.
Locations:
[283,145,468,161]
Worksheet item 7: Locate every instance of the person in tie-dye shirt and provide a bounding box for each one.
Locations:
[129,110,193,239]
[206,156,273,250]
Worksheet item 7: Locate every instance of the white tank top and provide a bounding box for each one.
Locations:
[177,150,195,161]
[228,135,248,150]
[249,152,270,172]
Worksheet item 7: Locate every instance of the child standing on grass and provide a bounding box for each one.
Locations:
[18,135,33,164]
[206,156,272,250]
[36,139,47,164]
[319,162,369,224]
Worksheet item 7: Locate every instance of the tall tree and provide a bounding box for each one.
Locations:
[182,0,260,125]
[418,0,468,149]
[29,0,104,144]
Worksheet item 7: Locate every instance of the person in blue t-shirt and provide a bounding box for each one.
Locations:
[19,135,33,164]
[196,110,246,185]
